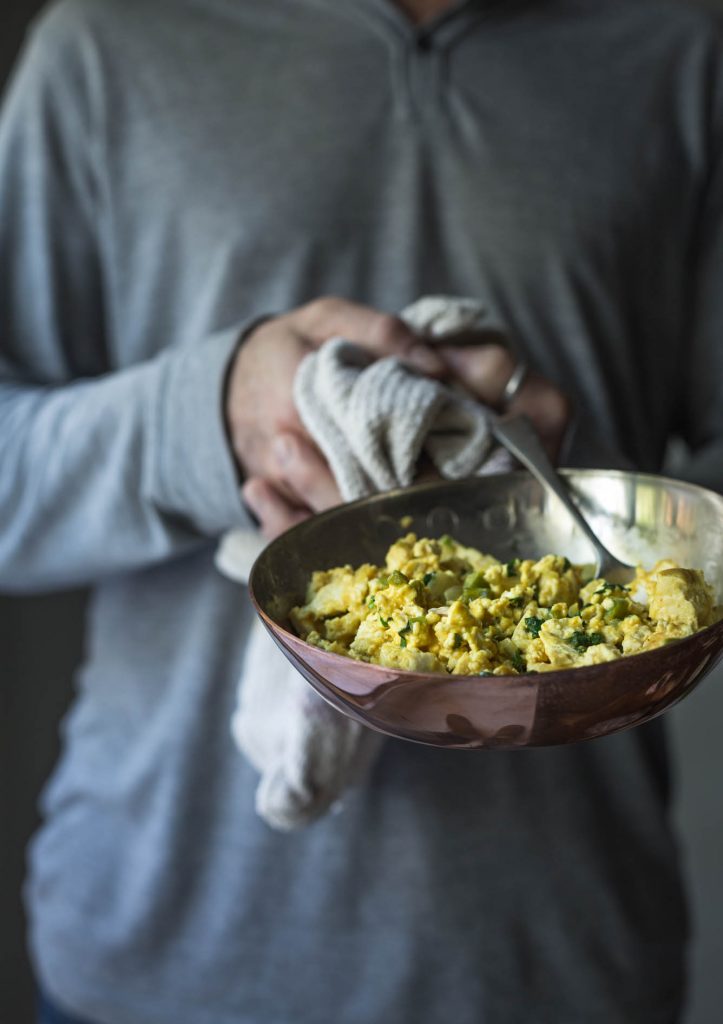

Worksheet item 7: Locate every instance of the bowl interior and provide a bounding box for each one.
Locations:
[252,470,723,621]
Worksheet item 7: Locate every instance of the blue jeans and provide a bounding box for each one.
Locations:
[37,990,95,1024]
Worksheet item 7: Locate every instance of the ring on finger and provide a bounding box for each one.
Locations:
[501,360,529,408]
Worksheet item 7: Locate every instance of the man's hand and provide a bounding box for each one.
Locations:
[231,298,571,541]
[241,432,340,540]
[226,297,445,537]
[439,340,571,462]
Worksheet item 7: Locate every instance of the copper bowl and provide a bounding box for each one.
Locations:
[249,471,723,748]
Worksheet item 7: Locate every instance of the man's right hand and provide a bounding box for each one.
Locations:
[225,297,446,534]
[227,296,572,542]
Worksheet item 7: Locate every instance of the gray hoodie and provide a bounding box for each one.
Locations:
[2,1,722,1021]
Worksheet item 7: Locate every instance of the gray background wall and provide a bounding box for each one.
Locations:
[1,2,722,1023]
[0,19,67,1024]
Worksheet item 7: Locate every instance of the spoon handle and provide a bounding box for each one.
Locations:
[490,414,608,574]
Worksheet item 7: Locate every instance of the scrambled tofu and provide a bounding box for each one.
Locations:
[290,534,721,676]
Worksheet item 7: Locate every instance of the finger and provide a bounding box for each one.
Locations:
[242,478,311,541]
[511,381,572,462]
[269,431,343,512]
[433,326,510,350]
[437,343,518,407]
[439,344,571,461]
[295,296,445,376]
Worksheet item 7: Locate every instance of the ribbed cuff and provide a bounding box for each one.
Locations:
[153,326,252,536]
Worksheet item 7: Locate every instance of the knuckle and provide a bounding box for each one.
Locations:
[302,295,340,321]
[289,460,315,496]
[491,345,516,378]
[464,344,512,390]
[372,313,409,351]
[281,444,318,494]
[466,342,511,378]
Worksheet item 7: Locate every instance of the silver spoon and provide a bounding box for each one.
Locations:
[490,414,635,583]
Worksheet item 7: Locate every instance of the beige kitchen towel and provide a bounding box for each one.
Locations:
[216,296,512,831]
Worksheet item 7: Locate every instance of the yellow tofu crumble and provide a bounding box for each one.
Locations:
[290,534,721,676]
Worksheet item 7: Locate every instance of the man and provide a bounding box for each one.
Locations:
[1,0,721,1021]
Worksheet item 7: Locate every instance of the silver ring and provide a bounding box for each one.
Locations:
[501,360,528,407]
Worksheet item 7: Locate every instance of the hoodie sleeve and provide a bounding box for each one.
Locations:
[0,10,252,593]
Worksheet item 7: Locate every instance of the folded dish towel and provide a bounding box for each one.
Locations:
[216,296,512,831]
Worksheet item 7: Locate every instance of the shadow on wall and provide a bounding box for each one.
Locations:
[0,590,87,1023]
[1,10,68,1022]
[670,661,723,1024]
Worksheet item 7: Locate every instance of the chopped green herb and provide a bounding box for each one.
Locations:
[505,559,519,577]
[524,616,544,638]
[377,575,390,589]
[569,631,589,651]
[594,581,629,595]
[422,571,436,586]
[453,632,463,650]
[378,614,389,628]
[511,651,526,672]
[569,630,605,651]
[593,581,615,595]
[463,587,491,601]
[389,570,409,586]
[562,557,571,571]
[367,595,376,608]
[439,534,455,547]
[397,619,424,647]
[508,595,525,608]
